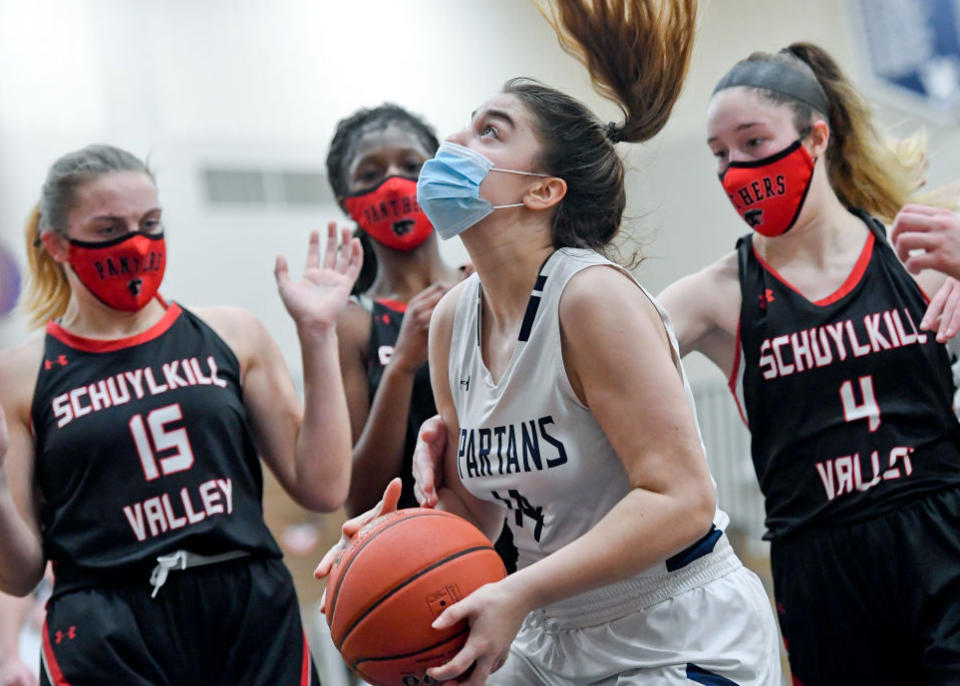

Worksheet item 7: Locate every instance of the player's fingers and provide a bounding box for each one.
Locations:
[904,253,939,276]
[426,642,478,682]
[304,229,321,272]
[431,597,469,631]
[380,477,403,515]
[314,537,346,579]
[345,237,363,282]
[321,223,338,270]
[937,281,960,341]
[921,281,951,330]
[899,203,951,218]
[274,255,291,289]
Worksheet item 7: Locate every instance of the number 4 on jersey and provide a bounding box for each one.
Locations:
[839,376,880,432]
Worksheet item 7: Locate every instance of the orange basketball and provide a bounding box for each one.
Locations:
[323,508,506,686]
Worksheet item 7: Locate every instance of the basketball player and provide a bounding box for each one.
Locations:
[327,105,465,516]
[0,144,361,684]
[317,1,782,684]
[653,44,960,685]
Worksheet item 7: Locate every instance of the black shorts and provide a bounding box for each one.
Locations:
[771,487,960,686]
[39,557,319,686]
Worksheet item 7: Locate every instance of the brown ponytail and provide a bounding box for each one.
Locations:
[735,43,937,222]
[21,204,70,328]
[537,0,696,144]
[503,0,697,254]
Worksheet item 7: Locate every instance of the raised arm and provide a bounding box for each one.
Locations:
[200,225,361,512]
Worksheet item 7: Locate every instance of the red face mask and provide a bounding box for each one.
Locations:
[68,232,166,311]
[719,140,815,237]
[343,176,433,251]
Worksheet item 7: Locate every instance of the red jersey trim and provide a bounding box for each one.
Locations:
[301,630,312,685]
[752,232,875,307]
[46,302,182,353]
[727,322,750,428]
[375,298,408,313]
[42,619,72,686]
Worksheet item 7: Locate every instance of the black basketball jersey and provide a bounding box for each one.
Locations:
[733,209,960,538]
[31,303,281,592]
[364,298,437,509]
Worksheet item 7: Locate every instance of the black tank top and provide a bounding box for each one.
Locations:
[31,303,281,592]
[364,298,437,509]
[734,209,960,539]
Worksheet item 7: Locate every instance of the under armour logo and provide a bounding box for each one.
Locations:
[459,376,471,391]
[128,278,143,296]
[54,626,77,644]
[758,288,775,309]
[392,219,415,237]
[744,209,764,228]
[45,355,68,370]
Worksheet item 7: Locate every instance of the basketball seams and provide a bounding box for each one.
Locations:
[353,626,469,669]
[336,545,497,650]
[327,511,455,630]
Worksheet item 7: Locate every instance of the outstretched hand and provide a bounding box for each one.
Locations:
[275,222,363,331]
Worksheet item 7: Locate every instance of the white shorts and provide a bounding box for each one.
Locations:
[489,544,782,685]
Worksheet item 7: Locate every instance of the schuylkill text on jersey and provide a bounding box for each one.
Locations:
[31,304,281,591]
[735,211,960,539]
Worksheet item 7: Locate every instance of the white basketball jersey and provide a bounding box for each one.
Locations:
[449,248,729,577]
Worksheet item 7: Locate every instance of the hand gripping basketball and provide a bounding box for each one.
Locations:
[317,477,507,686]
[315,477,404,593]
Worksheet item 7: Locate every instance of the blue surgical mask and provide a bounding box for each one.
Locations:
[417,141,550,239]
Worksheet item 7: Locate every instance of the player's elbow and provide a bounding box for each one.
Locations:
[675,479,717,548]
[0,564,44,597]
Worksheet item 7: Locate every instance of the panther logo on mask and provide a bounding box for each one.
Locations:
[744,209,764,228]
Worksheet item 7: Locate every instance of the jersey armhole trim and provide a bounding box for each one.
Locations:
[727,322,749,428]
[45,302,182,353]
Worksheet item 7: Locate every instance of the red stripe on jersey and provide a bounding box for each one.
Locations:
[301,630,311,686]
[41,619,72,686]
[46,302,182,353]
[727,322,749,428]
[752,231,875,307]
[375,298,408,313]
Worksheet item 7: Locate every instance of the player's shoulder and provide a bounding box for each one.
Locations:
[0,330,46,408]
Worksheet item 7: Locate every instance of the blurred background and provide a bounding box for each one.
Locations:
[2,0,959,683]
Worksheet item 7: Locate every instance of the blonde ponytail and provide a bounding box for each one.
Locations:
[21,204,70,329]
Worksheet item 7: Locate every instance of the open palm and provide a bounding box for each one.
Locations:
[275,223,363,329]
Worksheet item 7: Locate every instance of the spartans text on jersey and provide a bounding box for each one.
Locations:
[458,416,568,479]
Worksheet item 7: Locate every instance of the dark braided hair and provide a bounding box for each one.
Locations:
[325,104,440,294]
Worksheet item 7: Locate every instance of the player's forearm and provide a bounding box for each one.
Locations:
[0,591,32,658]
[293,324,353,511]
[0,480,43,596]
[346,364,416,516]
[502,485,714,611]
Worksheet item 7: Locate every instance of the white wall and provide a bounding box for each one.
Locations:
[1,0,958,383]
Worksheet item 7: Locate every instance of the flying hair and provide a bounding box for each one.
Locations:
[535,0,697,144]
